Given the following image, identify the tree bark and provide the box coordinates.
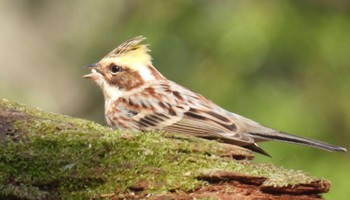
[0,99,330,199]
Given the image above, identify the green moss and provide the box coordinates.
[0,99,321,199]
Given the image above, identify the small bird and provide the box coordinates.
[84,36,346,156]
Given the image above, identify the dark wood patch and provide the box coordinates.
[197,171,267,185]
[261,180,330,195]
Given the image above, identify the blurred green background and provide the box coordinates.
[1,0,349,198]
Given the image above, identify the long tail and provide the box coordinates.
[248,130,347,152]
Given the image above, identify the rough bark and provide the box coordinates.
[0,99,330,199]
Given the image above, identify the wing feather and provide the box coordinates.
[117,81,255,146]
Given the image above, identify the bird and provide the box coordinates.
[84,36,347,157]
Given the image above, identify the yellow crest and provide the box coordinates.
[104,36,152,66]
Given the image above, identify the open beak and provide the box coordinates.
[83,63,102,80]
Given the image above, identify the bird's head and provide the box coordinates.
[84,36,164,99]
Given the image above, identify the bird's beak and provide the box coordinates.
[83,62,102,80]
[85,62,100,69]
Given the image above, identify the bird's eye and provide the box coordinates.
[111,65,121,74]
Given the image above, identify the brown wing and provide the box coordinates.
[121,81,256,147]
[118,80,345,156]
[163,108,254,146]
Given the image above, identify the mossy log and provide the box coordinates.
[0,99,330,199]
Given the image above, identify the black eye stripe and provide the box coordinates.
[111,65,121,74]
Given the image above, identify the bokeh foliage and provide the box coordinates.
[0,0,349,199]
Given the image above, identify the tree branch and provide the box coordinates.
[0,99,330,199]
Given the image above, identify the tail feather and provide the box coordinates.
[249,131,347,152]
[244,143,271,157]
